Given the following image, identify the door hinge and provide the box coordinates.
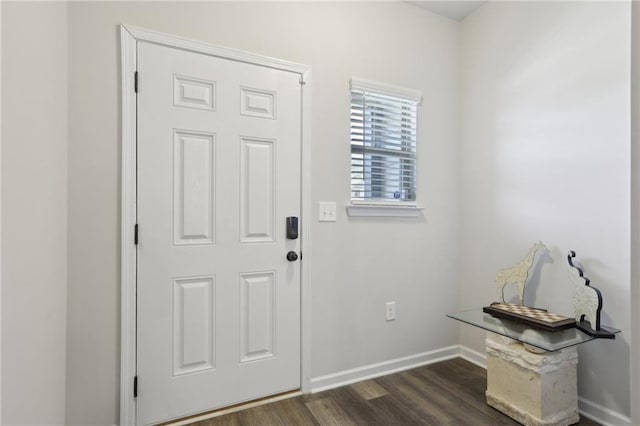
[299,76,306,86]
[134,71,139,93]
[134,224,138,245]
[134,376,138,398]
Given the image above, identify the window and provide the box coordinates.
[350,78,422,206]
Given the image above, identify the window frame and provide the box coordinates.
[347,77,424,217]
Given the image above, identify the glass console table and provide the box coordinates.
[448,308,621,424]
[447,308,620,352]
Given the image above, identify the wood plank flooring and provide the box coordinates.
[187,358,601,426]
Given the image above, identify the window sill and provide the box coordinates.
[346,203,424,218]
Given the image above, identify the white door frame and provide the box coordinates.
[0,3,3,422]
[632,3,640,425]
[119,24,312,426]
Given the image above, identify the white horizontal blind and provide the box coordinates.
[350,79,420,202]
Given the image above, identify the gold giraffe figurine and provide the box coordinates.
[495,241,549,305]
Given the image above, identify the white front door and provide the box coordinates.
[136,41,302,425]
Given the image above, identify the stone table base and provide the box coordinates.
[485,333,579,426]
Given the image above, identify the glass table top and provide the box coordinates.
[447,308,620,352]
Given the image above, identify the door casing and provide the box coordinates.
[119,24,312,426]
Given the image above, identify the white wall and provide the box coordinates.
[459,1,631,419]
[3,2,631,424]
[1,2,69,424]
[66,3,460,424]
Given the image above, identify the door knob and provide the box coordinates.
[286,251,298,262]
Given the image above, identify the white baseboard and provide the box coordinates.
[309,345,459,393]
[578,397,631,426]
[459,345,486,368]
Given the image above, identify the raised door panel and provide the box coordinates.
[174,75,216,111]
[240,87,276,119]
[173,130,215,245]
[239,272,275,362]
[239,137,275,243]
[172,276,215,376]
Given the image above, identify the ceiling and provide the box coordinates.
[409,1,486,21]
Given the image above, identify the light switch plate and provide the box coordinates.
[318,201,337,222]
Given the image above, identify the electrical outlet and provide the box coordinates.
[385,301,396,321]
[318,201,337,222]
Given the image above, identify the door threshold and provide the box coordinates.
[162,390,303,426]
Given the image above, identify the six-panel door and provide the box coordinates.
[136,41,302,426]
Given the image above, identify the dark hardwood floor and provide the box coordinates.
[188,358,600,426]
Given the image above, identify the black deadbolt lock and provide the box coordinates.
[286,217,299,239]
